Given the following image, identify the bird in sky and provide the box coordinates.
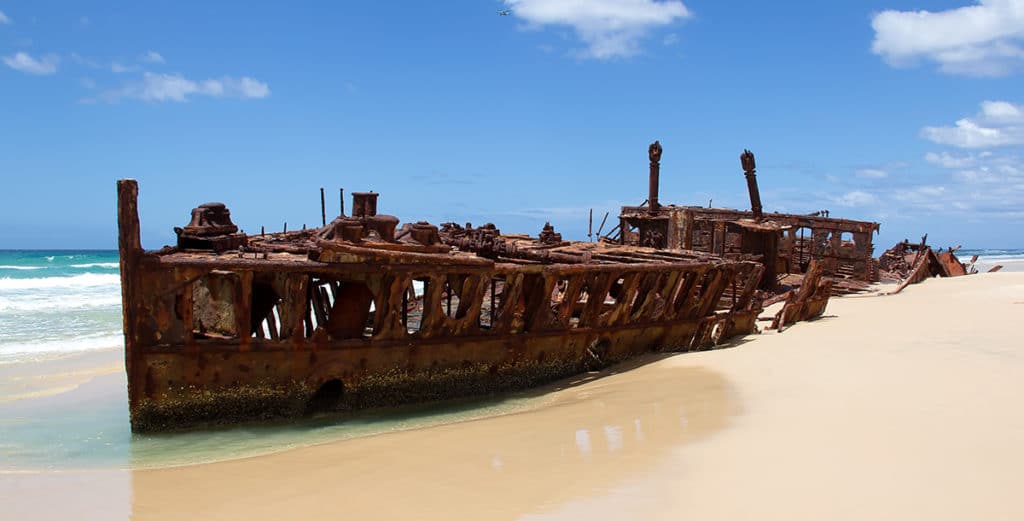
[497,9,511,16]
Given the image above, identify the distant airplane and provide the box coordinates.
[497,9,511,16]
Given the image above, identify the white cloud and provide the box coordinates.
[235,76,270,98]
[103,72,270,102]
[954,167,1004,183]
[111,62,138,73]
[921,100,1024,148]
[891,185,949,209]
[925,151,978,168]
[505,0,691,59]
[142,51,164,64]
[2,52,59,75]
[855,168,889,179]
[0,10,10,24]
[833,190,878,207]
[980,100,1024,123]
[871,0,1024,76]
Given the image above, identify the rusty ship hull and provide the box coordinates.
[118,180,763,431]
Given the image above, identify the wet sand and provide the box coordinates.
[4,273,1024,520]
[0,348,122,403]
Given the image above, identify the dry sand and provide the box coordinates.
[4,273,1024,520]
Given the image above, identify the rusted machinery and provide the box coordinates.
[117,180,764,431]
[611,144,881,296]
[602,143,890,332]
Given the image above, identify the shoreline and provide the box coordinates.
[2,273,1023,520]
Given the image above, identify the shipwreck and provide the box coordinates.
[117,141,976,431]
[117,174,764,431]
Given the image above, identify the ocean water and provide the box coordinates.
[0,367,543,471]
[0,250,546,470]
[959,248,1024,273]
[0,250,123,364]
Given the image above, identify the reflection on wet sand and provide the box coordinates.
[131,358,739,520]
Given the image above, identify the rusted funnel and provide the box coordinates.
[740,149,762,220]
[648,141,662,214]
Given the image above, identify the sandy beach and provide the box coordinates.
[3,272,1023,520]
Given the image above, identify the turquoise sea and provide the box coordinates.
[0,250,122,364]
[0,250,542,471]
[1,248,1022,472]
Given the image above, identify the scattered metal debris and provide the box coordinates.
[770,260,831,331]
[878,236,973,293]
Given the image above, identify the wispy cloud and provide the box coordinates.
[141,51,164,64]
[93,72,270,103]
[921,100,1024,148]
[832,190,878,207]
[925,151,980,169]
[70,52,100,69]
[505,0,691,59]
[871,0,1024,76]
[0,10,11,25]
[904,100,1024,222]
[110,62,139,73]
[497,200,631,219]
[855,168,889,179]
[2,52,59,75]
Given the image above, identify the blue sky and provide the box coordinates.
[1,0,1022,250]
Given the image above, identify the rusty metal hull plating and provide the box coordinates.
[118,180,763,431]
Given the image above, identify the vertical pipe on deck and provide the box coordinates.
[320,187,327,226]
[588,208,593,241]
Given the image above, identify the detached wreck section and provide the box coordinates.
[878,236,980,292]
[118,180,763,431]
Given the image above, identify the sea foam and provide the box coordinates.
[0,332,124,361]
[0,293,123,312]
[0,273,120,290]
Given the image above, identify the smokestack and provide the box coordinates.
[648,140,662,214]
[740,149,763,220]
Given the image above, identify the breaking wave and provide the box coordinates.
[0,252,124,361]
[0,332,124,362]
[0,273,120,290]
